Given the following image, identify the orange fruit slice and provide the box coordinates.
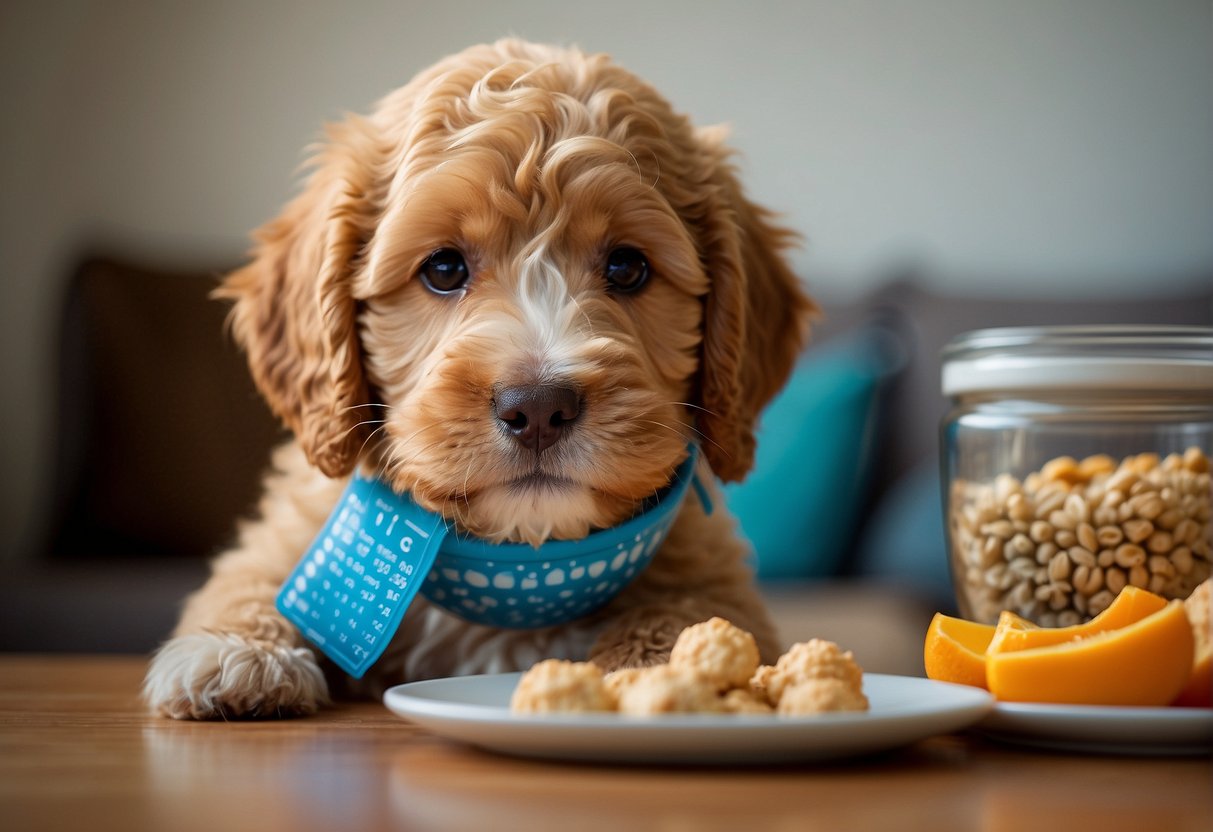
[923,613,995,689]
[1172,580,1212,708]
[986,600,1195,706]
[986,586,1168,655]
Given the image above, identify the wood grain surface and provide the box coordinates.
[1,654,1209,832]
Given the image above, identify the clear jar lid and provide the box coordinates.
[941,325,1213,396]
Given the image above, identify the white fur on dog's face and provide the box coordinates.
[357,135,707,544]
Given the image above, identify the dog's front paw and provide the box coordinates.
[143,632,330,719]
[588,608,696,673]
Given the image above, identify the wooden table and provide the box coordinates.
[1,655,1209,832]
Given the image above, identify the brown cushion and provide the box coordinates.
[46,257,285,559]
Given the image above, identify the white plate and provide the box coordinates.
[383,672,993,764]
[979,701,1213,755]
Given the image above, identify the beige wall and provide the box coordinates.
[2,0,1211,562]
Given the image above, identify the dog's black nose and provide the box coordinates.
[494,384,581,454]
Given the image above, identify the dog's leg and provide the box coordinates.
[143,443,343,719]
[588,588,778,672]
[587,482,780,671]
[142,550,328,720]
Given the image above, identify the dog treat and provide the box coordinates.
[510,620,867,716]
[777,678,870,716]
[749,664,777,700]
[950,448,1212,625]
[763,638,865,704]
[602,667,647,700]
[668,616,761,690]
[615,665,724,715]
[721,688,775,714]
[509,659,615,713]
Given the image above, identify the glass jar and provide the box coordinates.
[940,325,1213,626]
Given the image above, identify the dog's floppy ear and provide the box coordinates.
[692,129,818,483]
[215,117,380,478]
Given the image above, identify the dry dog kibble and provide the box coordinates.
[668,616,760,690]
[764,639,865,704]
[749,664,777,700]
[777,678,870,716]
[616,665,723,715]
[511,620,868,716]
[720,688,775,714]
[602,667,646,700]
[950,447,1212,625]
[510,659,615,713]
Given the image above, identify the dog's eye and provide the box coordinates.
[604,247,650,294]
[418,248,470,294]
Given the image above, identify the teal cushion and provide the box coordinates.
[723,324,904,579]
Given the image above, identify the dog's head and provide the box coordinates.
[219,40,815,545]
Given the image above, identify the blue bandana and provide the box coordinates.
[277,446,706,677]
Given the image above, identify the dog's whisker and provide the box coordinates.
[383,426,441,465]
[664,418,729,459]
[349,418,387,432]
[462,456,479,500]
[671,401,718,417]
[354,423,390,461]
[696,432,730,459]
[631,416,717,455]
[662,404,735,456]
[337,419,387,454]
[374,430,429,484]
[634,418,690,442]
[676,422,710,443]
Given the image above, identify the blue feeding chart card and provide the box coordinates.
[276,471,449,678]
